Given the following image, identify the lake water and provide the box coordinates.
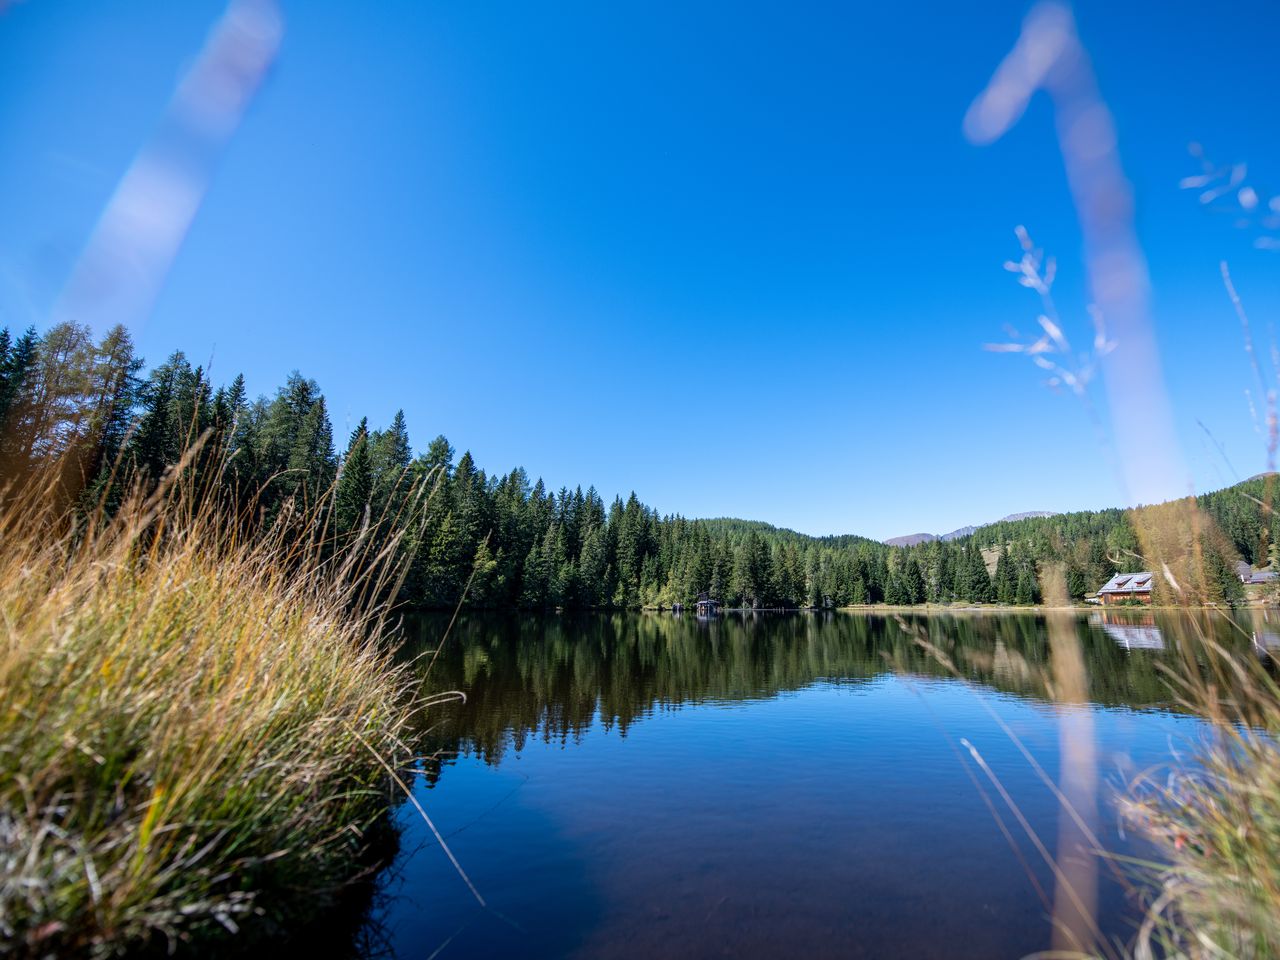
[360,610,1264,959]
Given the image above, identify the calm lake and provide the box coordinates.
[359,610,1266,959]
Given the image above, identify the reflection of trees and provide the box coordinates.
[398,611,1252,768]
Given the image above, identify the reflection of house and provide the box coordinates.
[1236,561,1279,585]
[1097,572,1154,605]
[1095,609,1156,628]
[1253,631,1280,661]
[1089,610,1164,650]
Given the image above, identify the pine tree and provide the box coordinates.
[469,539,501,606]
[520,540,548,608]
[994,545,1016,604]
[335,418,372,539]
[1015,563,1040,605]
[80,325,144,508]
[371,409,413,519]
[422,434,455,481]
[731,533,762,607]
[1065,558,1088,600]
[578,523,608,606]
[130,364,175,482]
[903,556,926,604]
[884,570,906,605]
[1201,540,1244,607]
[959,545,993,602]
[422,510,464,606]
[288,396,335,507]
[0,326,38,473]
[934,546,954,602]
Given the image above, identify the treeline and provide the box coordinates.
[1,322,1271,610]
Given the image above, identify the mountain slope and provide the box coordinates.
[886,512,1057,547]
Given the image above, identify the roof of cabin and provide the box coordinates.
[1098,572,1154,594]
[1237,560,1278,584]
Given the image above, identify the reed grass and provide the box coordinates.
[0,465,418,957]
[1120,613,1280,959]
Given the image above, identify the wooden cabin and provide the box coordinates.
[1096,572,1153,605]
[695,592,720,618]
[1237,560,1279,585]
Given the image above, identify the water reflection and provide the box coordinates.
[1090,610,1165,650]
[398,610,1231,766]
[368,611,1260,960]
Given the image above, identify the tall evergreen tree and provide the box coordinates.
[902,556,926,605]
[994,545,1017,605]
[370,409,413,518]
[335,418,372,539]
[0,327,38,474]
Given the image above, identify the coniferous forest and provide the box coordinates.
[2,322,1270,611]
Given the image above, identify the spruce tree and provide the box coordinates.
[422,434,455,480]
[130,366,175,482]
[1065,558,1088,600]
[994,545,1016,604]
[884,570,905,605]
[0,326,38,473]
[80,325,144,508]
[903,556,926,604]
[371,409,413,518]
[520,540,548,608]
[335,418,372,539]
[469,539,500,606]
[1015,566,1038,605]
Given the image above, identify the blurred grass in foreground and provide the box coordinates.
[1121,609,1280,959]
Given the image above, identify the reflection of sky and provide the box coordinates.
[378,676,1202,959]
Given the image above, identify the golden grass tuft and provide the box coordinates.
[0,469,418,957]
[1120,611,1280,959]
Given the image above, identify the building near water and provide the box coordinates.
[1096,572,1154,605]
[1236,560,1279,585]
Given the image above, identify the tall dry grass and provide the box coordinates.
[0,463,419,957]
[1119,611,1280,959]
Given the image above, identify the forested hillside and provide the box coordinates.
[2,322,1273,610]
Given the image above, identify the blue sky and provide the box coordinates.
[2,0,1278,539]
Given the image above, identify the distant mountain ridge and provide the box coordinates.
[884,512,1057,548]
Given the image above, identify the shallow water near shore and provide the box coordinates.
[358,609,1270,959]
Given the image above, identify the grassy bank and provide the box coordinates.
[1119,612,1280,959]
[0,473,418,957]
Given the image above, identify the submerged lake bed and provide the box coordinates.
[366,611,1251,959]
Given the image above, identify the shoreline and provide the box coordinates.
[639,602,1273,614]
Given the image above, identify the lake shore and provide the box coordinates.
[642,600,1275,614]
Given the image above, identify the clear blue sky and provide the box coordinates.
[2,0,1278,539]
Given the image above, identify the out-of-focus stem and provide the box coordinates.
[1047,610,1099,955]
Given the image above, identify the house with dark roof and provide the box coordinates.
[1097,572,1154,605]
[1236,560,1279,585]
